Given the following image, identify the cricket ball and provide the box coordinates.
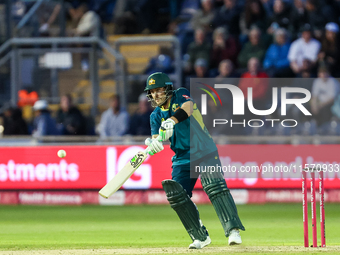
[57,150,66,158]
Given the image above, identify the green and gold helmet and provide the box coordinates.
[145,72,173,107]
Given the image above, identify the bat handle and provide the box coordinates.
[144,147,151,154]
[157,133,164,142]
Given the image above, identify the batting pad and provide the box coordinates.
[162,180,208,241]
[201,172,245,237]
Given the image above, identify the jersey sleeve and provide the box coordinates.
[150,111,161,136]
[175,88,193,107]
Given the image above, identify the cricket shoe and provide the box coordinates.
[228,229,242,245]
[188,225,211,249]
[188,236,211,249]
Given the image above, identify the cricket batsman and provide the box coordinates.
[144,72,245,249]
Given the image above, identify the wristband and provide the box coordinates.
[173,108,189,123]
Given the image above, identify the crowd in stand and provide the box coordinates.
[152,0,340,136]
[0,93,153,137]
[4,0,340,136]
[12,0,340,78]
[178,0,340,79]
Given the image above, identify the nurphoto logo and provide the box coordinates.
[199,83,312,128]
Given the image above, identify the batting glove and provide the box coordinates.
[159,118,176,141]
[145,138,164,156]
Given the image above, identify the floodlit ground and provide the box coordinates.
[0,204,339,254]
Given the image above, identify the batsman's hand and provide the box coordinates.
[159,118,176,141]
[145,138,164,156]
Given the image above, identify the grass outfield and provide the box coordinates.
[0,204,339,254]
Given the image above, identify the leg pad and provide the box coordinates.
[201,175,245,237]
[162,179,207,241]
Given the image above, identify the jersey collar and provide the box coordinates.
[160,96,173,111]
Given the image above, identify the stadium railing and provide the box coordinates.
[112,35,182,88]
[0,36,126,116]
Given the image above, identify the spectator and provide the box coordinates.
[38,1,96,36]
[32,100,59,137]
[267,0,291,34]
[311,66,340,125]
[300,59,316,78]
[190,0,215,31]
[210,27,240,68]
[288,24,321,75]
[212,0,242,36]
[127,93,152,136]
[98,94,129,138]
[137,0,171,34]
[91,0,117,24]
[204,94,229,135]
[113,0,139,34]
[56,94,87,135]
[331,0,340,20]
[176,0,200,21]
[38,2,62,36]
[145,54,174,75]
[216,59,239,78]
[237,26,267,68]
[187,28,211,73]
[184,58,209,88]
[238,57,270,110]
[318,22,340,77]
[240,57,269,80]
[2,107,28,135]
[305,0,330,40]
[66,3,101,71]
[71,3,101,37]
[263,28,292,77]
[289,0,309,40]
[213,0,225,8]
[114,0,170,34]
[240,0,267,35]
[194,58,209,78]
[261,0,274,16]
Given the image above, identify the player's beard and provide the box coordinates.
[153,94,167,107]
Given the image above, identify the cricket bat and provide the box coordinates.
[99,136,162,198]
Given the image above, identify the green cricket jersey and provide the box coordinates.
[150,88,217,166]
